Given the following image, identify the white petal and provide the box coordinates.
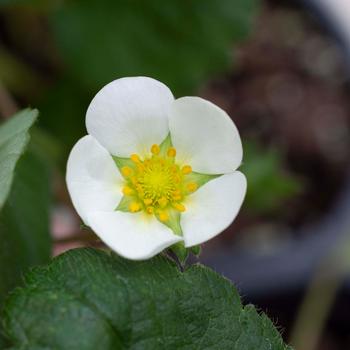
[87,211,182,260]
[169,97,243,174]
[66,135,123,225]
[182,171,247,247]
[86,77,174,157]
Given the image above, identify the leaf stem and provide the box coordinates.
[290,235,350,349]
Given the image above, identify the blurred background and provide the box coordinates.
[1,0,350,349]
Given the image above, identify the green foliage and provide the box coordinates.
[2,248,290,350]
[0,110,51,306]
[0,332,6,349]
[0,109,36,210]
[0,0,259,164]
[190,244,201,257]
[241,140,301,214]
[0,0,259,165]
[169,241,189,264]
[38,78,91,159]
[51,0,258,95]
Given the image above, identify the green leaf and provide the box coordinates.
[0,110,51,307]
[50,0,258,95]
[0,332,7,349]
[0,109,37,210]
[2,248,290,349]
[38,78,90,162]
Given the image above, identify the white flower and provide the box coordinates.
[66,77,247,260]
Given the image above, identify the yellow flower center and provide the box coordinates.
[121,144,197,222]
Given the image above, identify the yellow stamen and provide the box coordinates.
[172,190,182,201]
[121,166,133,177]
[167,147,176,157]
[131,154,141,163]
[146,206,154,214]
[158,197,168,208]
[171,165,178,173]
[129,202,141,213]
[159,211,169,222]
[136,185,144,196]
[122,186,133,196]
[182,165,192,175]
[151,144,160,155]
[136,163,145,171]
[187,182,198,192]
[143,198,153,206]
[173,203,186,212]
[118,141,197,224]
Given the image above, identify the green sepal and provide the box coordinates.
[155,207,182,236]
[115,195,134,212]
[158,133,172,157]
[170,241,189,265]
[185,172,220,190]
[112,156,135,177]
[190,245,201,257]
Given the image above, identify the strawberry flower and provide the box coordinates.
[66,77,246,260]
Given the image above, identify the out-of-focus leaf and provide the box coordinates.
[0,109,36,210]
[0,46,44,100]
[0,332,7,349]
[51,0,258,95]
[0,109,51,307]
[38,78,90,158]
[2,248,291,349]
[0,0,49,8]
[30,127,65,168]
[242,140,301,214]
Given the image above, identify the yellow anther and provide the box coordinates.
[146,206,154,215]
[136,163,145,171]
[173,203,186,212]
[122,186,134,196]
[151,144,160,155]
[187,182,198,192]
[174,175,181,184]
[129,202,141,213]
[172,190,182,201]
[121,166,133,177]
[136,185,144,195]
[159,211,169,222]
[119,143,197,220]
[158,197,168,208]
[182,165,192,175]
[167,147,176,157]
[144,198,153,206]
[171,165,178,173]
[131,154,141,163]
